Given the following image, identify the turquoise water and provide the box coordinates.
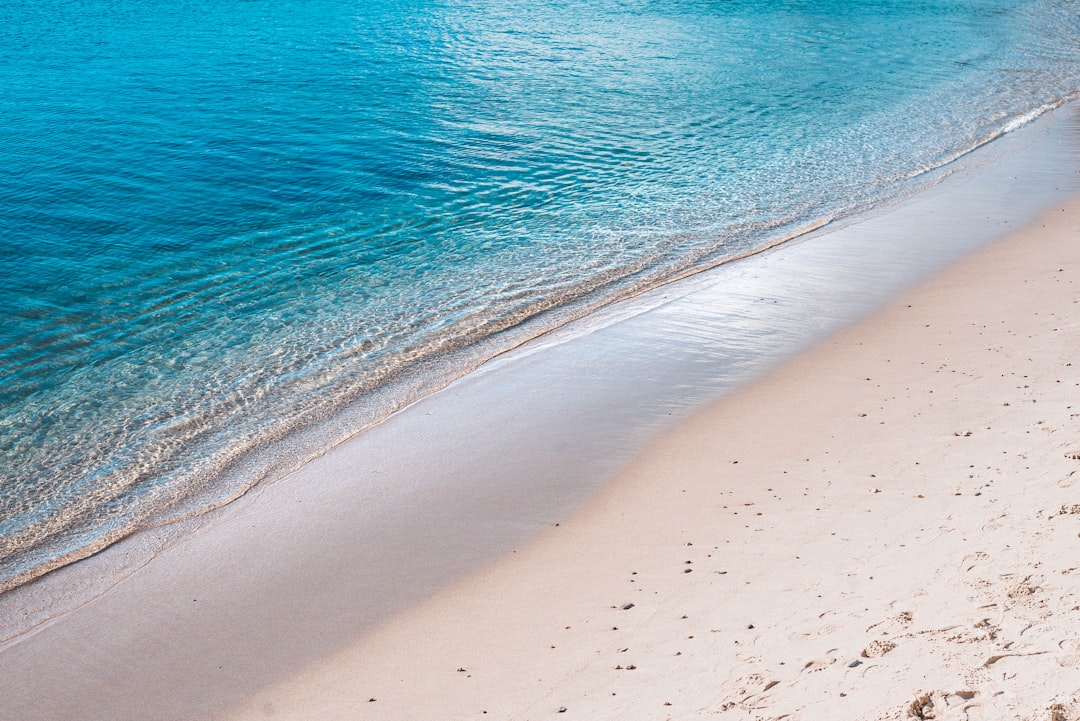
[1,0,1078,591]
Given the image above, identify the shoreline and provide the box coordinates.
[0,106,1078,719]
[226,192,1080,720]
[4,97,1077,600]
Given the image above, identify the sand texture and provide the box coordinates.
[223,199,1080,720]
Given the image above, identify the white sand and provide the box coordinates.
[224,198,1080,720]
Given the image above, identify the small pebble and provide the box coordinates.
[847,659,862,668]
[558,707,567,714]
[621,603,635,610]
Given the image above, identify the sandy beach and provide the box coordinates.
[223,197,1080,720]
[2,119,1079,719]
[8,0,1080,716]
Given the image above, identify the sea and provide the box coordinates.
[1,0,1079,593]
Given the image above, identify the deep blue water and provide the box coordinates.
[1,0,1078,590]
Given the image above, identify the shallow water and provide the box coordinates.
[1,0,1079,590]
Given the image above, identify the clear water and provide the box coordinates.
[1,0,1078,591]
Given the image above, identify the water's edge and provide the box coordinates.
[5,91,1075,598]
[2,99,1079,645]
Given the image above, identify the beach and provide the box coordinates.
[2,120,1079,718]
[5,2,1080,718]
[223,195,1080,719]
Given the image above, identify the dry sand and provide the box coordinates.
[223,198,1080,720]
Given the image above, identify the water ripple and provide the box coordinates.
[1,0,1079,590]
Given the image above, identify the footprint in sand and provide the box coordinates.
[1056,638,1080,668]
[800,649,840,673]
[861,639,897,658]
[945,626,994,645]
[908,692,939,720]
[905,690,980,720]
[1047,700,1080,721]
[1004,577,1044,609]
[866,611,914,635]
[716,673,776,712]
